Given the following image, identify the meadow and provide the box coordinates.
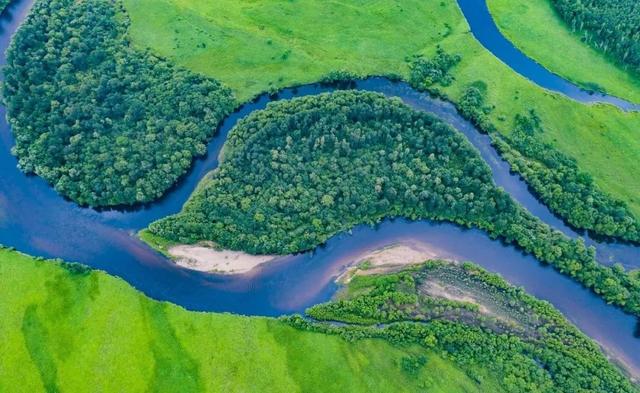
[0,247,497,393]
[2,246,635,392]
[487,0,640,103]
[123,0,640,218]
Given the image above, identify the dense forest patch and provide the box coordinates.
[2,0,235,206]
[299,261,638,393]
[410,60,640,243]
[150,91,500,253]
[552,0,640,74]
[148,91,640,317]
[1,246,636,392]
[123,0,640,220]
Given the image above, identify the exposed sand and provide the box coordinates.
[336,242,452,283]
[169,239,453,277]
[421,280,491,314]
[168,244,278,274]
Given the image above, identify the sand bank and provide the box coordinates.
[336,242,452,283]
[168,244,277,274]
[169,239,452,278]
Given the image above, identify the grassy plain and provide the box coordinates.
[0,248,500,393]
[123,0,640,218]
[488,0,640,104]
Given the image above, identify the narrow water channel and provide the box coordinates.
[456,0,640,110]
[0,0,639,378]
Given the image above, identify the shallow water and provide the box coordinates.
[0,0,638,377]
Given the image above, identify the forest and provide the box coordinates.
[551,0,640,73]
[410,52,640,243]
[148,91,640,317]
[296,261,638,393]
[2,0,235,206]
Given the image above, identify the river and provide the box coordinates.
[457,0,640,110]
[0,0,639,377]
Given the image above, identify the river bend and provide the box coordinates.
[0,0,639,377]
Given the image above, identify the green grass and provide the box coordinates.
[0,247,501,393]
[138,229,175,257]
[122,0,640,218]
[123,0,459,102]
[487,0,640,104]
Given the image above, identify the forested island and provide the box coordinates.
[1,0,640,391]
[551,0,640,74]
[148,91,640,317]
[0,246,635,392]
[2,0,234,206]
[5,0,637,248]
[3,0,638,245]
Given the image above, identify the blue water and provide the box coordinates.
[457,0,640,110]
[0,0,639,376]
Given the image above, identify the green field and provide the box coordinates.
[487,0,640,104]
[2,247,636,392]
[123,0,640,218]
[0,247,500,393]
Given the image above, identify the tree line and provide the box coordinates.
[149,90,640,317]
[496,110,640,242]
[287,262,637,393]
[2,0,235,206]
[552,0,640,74]
[410,51,640,243]
[150,90,504,254]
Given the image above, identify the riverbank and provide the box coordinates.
[336,242,451,284]
[146,232,446,278]
[1,246,499,393]
[486,0,640,104]
[139,230,278,274]
[168,244,278,274]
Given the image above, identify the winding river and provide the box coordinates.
[1,0,639,378]
[457,0,640,110]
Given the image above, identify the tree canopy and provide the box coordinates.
[410,53,640,243]
[296,261,638,393]
[149,91,640,317]
[150,91,504,253]
[2,0,235,206]
[552,0,640,73]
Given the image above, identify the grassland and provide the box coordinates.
[487,0,640,104]
[122,0,640,218]
[0,247,502,393]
